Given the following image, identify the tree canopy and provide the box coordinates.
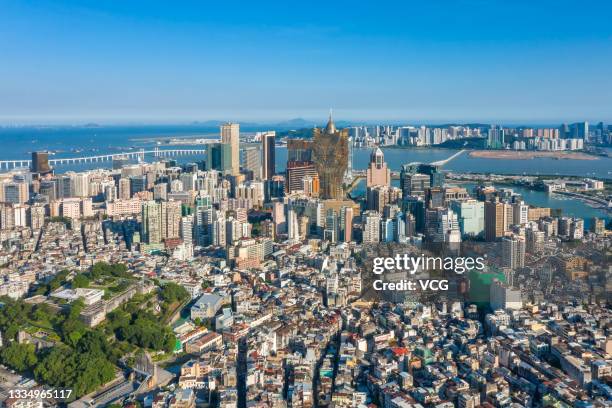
[34,347,115,398]
[160,282,189,303]
[114,310,177,353]
[89,262,131,280]
[72,273,90,288]
[0,342,37,372]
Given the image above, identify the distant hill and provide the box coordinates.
[274,118,315,128]
[189,118,317,129]
[190,118,355,131]
[271,118,353,129]
[190,120,226,126]
[277,128,314,139]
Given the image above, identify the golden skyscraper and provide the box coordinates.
[312,113,349,200]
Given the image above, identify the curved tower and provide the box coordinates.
[312,113,349,200]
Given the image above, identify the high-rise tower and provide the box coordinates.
[286,139,317,194]
[32,151,52,174]
[366,147,390,187]
[484,200,507,241]
[261,131,276,180]
[220,123,240,175]
[312,112,349,200]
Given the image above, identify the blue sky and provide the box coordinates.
[1,0,611,124]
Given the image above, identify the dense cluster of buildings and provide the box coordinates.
[347,121,610,151]
[0,117,610,408]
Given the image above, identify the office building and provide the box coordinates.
[425,187,445,209]
[324,209,338,243]
[272,201,286,236]
[485,201,507,241]
[287,139,313,162]
[3,179,29,204]
[241,146,262,179]
[344,136,354,183]
[402,196,426,233]
[220,122,240,175]
[400,173,430,198]
[339,206,353,242]
[130,175,147,196]
[261,131,276,180]
[31,151,52,174]
[433,208,461,245]
[502,235,526,269]
[39,180,57,201]
[118,178,131,200]
[512,201,529,225]
[366,185,400,213]
[206,143,233,174]
[380,218,394,242]
[401,163,444,189]
[450,199,484,238]
[286,161,318,194]
[264,175,285,201]
[366,147,390,187]
[571,121,589,139]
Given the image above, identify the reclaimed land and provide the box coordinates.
[469,150,598,160]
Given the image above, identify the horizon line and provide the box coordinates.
[0,117,607,128]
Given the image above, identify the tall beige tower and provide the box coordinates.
[484,200,507,242]
[366,147,390,187]
[221,123,240,175]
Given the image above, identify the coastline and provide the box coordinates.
[469,150,598,160]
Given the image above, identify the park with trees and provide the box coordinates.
[0,262,189,400]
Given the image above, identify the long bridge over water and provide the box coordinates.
[1,147,466,175]
[430,149,465,166]
[0,147,207,171]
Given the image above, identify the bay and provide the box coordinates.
[0,126,610,179]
